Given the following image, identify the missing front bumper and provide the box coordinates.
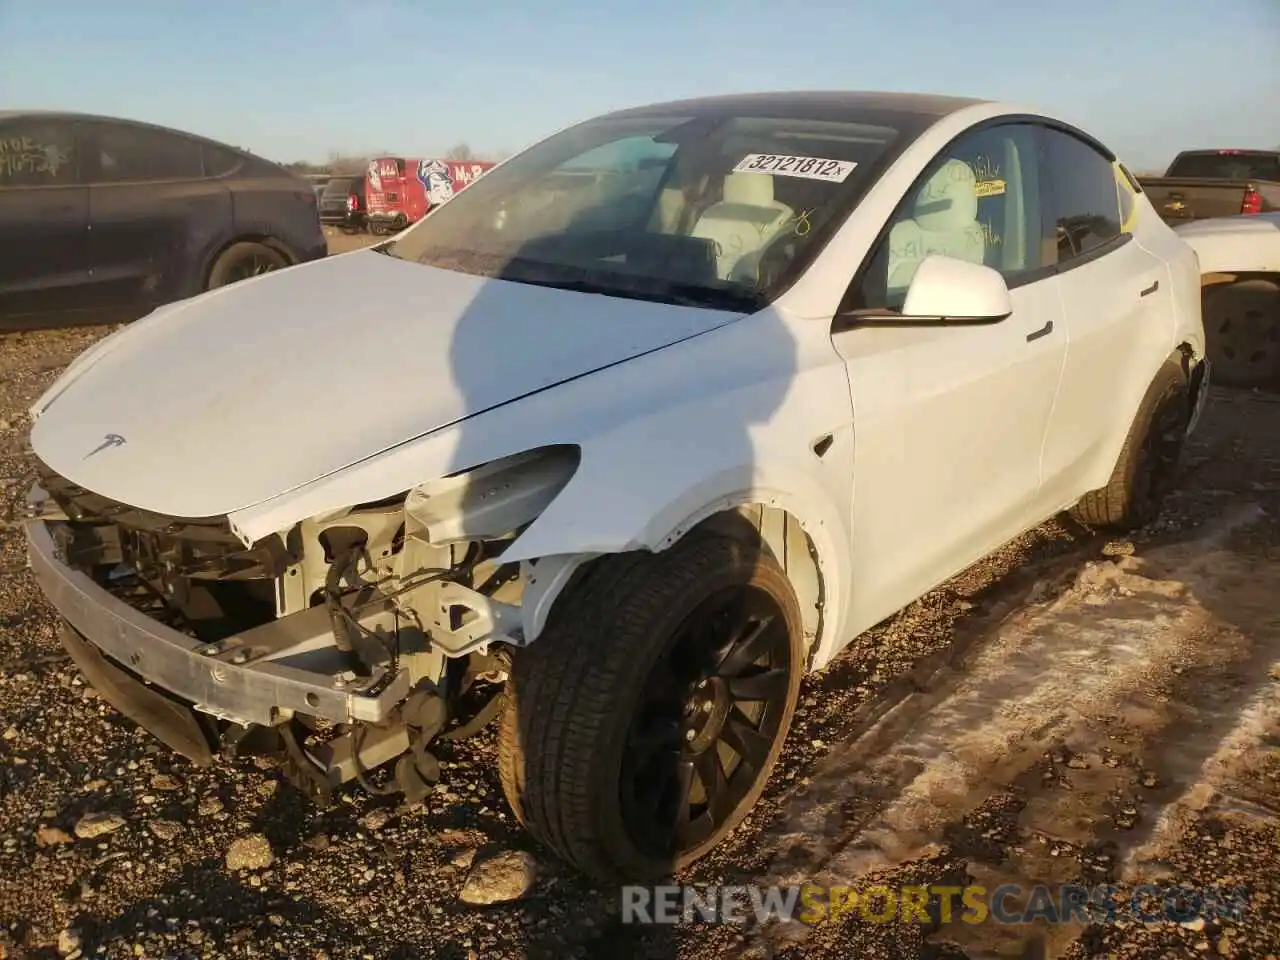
[58,621,216,765]
[25,518,413,728]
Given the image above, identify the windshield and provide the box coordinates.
[382,113,902,310]
[1167,152,1280,181]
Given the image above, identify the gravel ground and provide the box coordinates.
[1,304,1278,959]
[323,228,381,256]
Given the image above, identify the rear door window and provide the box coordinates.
[0,120,79,188]
[92,123,205,183]
[1037,127,1124,267]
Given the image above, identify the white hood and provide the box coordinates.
[30,250,744,518]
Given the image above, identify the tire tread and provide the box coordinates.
[497,531,801,880]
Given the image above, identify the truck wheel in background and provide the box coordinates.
[497,529,805,882]
[205,242,289,291]
[1070,357,1190,531]
[1203,278,1280,388]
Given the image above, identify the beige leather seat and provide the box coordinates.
[650,186,687,234]
[886,158,986,299]
[689,173,794,282]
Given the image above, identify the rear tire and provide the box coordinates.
[1069,357,1190,531]
[205,242,289,291]
[497,530,804,882]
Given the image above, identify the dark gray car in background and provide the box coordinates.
[318,173,368,233]
[0,111,328,330]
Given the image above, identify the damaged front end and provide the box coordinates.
[24,445,581,805]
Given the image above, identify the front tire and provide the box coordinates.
[497,530,804,882]
[1070,357,1191,531]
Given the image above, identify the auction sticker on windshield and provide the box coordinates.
[733,154,857,182]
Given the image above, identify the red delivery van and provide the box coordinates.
[365,156,497,235]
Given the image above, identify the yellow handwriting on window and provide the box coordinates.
[967,154,1002,181]
[0,137,71,180]
[759,207,814,241]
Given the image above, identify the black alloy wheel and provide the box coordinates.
[496,530,806,881]
[620,583,795,861]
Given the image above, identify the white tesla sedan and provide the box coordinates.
[24,91,1210,882]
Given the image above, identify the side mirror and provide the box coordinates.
[836,255,1014,329]
[902,255,1013,322]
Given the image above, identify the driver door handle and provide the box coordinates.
[1026,319,1054,343]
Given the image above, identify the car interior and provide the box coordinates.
[872,130,1044,306]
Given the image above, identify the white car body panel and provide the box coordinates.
[1172,211,1280,275]
[29,252,744,518]
[220,303,860,658]
[834,275,1067,638]
[29,98,1226,673]
[1037,202,1175,510]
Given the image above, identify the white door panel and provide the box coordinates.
[1038,239,1171,509]
[835,275,1066,636]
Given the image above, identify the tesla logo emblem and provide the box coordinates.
[84,433,126,459]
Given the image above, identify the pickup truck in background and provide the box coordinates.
[1138,149,1280,224]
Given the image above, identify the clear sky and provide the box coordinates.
[2,0,1276,172]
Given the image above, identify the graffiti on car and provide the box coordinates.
[0,136,72,181]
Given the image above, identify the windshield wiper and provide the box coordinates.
[497,273,757,311]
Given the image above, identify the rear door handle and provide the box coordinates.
[1140,280,1159,297]
[1026,319,1054,343]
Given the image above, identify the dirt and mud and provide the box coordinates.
[324,227,382,256]
[1,304,1277,959]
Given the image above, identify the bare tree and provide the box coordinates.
[328,155,373,175]
[445,143,474,161]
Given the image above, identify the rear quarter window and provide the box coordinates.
[1114,162,1138,233]
[203,143,244,178]
[237,154,297,181]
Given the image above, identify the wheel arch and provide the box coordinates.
[1082,343,1195,499]
[1200,269,1280,290]
[200,234,300,290]
[517,491,849,674]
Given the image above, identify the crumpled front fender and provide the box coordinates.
[226,306,857,661]
[509,452,855,658]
